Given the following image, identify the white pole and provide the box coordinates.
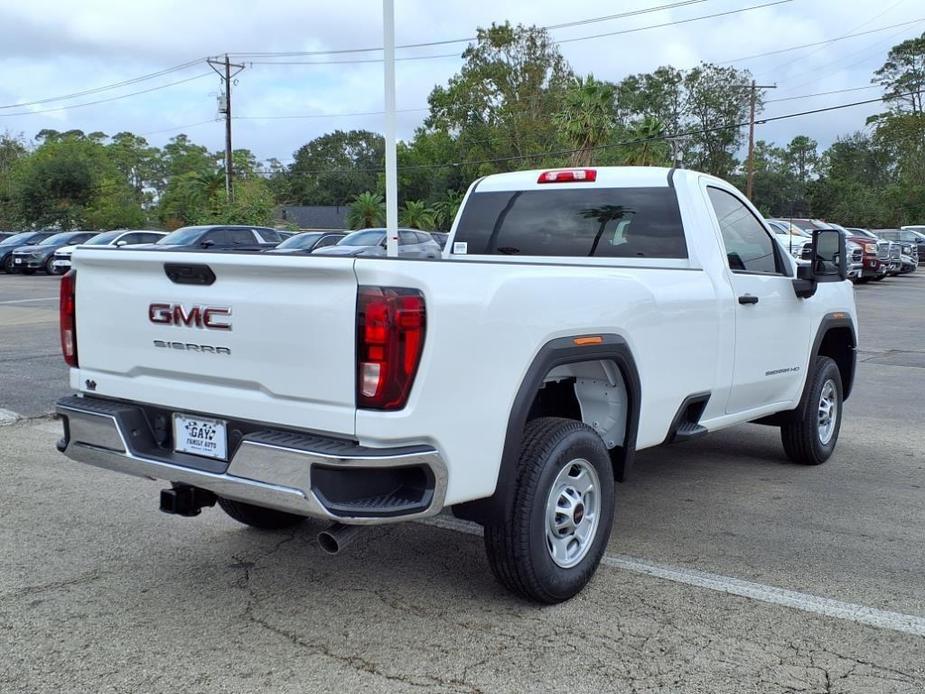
[383,0,399,258]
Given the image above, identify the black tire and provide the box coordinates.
[1,254,13,273]
[780,356,843,466]
[483,417,615,603]
[45,257,60,275]
[218,497,306,530]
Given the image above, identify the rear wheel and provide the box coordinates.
[781,356,843,465]
[218,497,306,530]
[484,417,615,603]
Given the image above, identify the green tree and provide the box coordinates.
[619,117,671,166]
[346,192,385,229]
[12,133,142,229]
[683,64,757,177]
[399,200,436,230]
[426,21,572,177]
[553,75,616,166]
[785,135,819,186]
[432,189,464,230]
[0,132,28,228]
[287,130,384,205]
[873,32,925,115]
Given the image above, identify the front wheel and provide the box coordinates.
[218,497,306,530]
[1,255,13,273]
[484,417,615,603]
[780,356,843,465]
[45,257,61,275]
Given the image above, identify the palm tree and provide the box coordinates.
[399,200,436,230]
[346,191,385,229]
[553,75,616,167]
[432,190,464,230]
[621,117,671,167]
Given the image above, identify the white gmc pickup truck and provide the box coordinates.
[56,167,858,603]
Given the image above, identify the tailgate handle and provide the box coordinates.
[164,263,216,286]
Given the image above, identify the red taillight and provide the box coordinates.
[357,286,425,410]
[537,169,597,184]
[60,270,78,367]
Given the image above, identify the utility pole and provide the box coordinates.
[207,55,245,201]
[745,80,777,200]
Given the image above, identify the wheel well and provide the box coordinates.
[817,326,855,399]
[526,358,630,476]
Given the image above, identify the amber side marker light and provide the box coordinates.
[831,312,847,320]
[573,336,604,346]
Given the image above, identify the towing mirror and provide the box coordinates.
[793,228,847,299]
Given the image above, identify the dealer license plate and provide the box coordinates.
[173,414,227,460]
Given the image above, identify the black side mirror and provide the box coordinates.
[792,228,847,299]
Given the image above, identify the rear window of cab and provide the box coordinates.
[452,187,687,259]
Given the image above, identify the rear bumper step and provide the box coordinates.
[55,395,447,524]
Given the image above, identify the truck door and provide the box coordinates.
[703,185,812,415]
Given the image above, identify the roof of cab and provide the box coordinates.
[474,166,677,192]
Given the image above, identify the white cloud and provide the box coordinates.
[0,0,920,162]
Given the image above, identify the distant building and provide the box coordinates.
[277,205,348,230]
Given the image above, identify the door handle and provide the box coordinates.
[738,294,759,305]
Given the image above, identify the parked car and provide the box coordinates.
[51,230,167,274]
[264,231,346,255]
[0,232,18,243]
[430,231,449,250]
[10,231,99,274]
[154,225,282,252]
[312,228,442,258]
[56,166,857,603]
[879,228,924,265]
[847,228,902,276]
[766,220,810,258]
[0,231,56,273]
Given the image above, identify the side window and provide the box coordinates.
[142,234,163,244]
[255,228,281,243]
[119,233,142,245]
[707,187,781,274]
[398,230,417,245]
[416,231,435,244]
[203,229,229,246]
[227,228,256,245]
[317,235,339,248]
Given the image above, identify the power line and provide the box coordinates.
[229,0,717,59]
[767,0,908,73]
[234,108,427,120]
[0,73,212,117]
[719,17,924,64]
[248,0,792,67]
[0,58,205,110]
[764,84,880,103]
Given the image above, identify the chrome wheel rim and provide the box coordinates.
[817,379,838,445]
[545,458,601,569]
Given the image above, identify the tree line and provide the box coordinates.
[1,23,923,232]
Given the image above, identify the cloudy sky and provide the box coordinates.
[0,0,921,163]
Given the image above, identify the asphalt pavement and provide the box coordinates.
[1,270,924,693]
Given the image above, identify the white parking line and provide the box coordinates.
[0,297,57,305]
[422,515,925,638]
[0,408,20,426]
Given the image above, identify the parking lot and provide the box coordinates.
[1,272,924,693]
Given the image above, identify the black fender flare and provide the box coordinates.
[811,312,857,400]
[453,334,641,525]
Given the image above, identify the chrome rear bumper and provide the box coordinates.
[56,395,447,525]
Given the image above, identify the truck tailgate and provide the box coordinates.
[71,249,358,436]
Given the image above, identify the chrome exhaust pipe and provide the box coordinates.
[317,523,364,554]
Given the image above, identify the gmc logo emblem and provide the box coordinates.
[149,303,232,331]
